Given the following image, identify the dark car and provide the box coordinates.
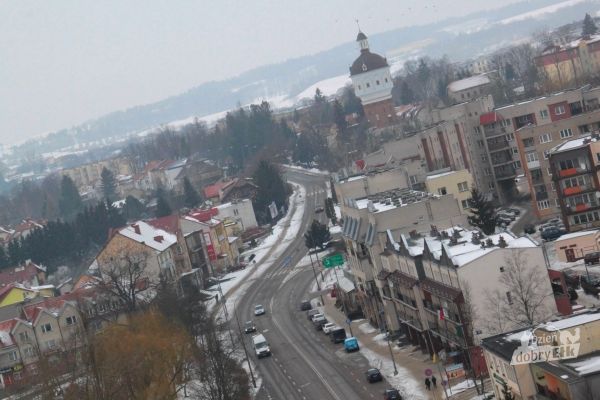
[523,224,536,234]
[581,276,600,296]
[384,389,402,400]
[244,320,256,334]
[366,368,383,383]
[315,206,325,213]
[541,227,564,241]
[300,300,312,311]
[507,207,521,216]
[585,252,600,266]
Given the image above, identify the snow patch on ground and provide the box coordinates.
[499,0,587,24]
[282,164,330,176]
[358,322,377,335]
[294,75,351,100]
[449,379,476,394]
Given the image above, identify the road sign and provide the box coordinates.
[346,318,352,325]
[424,368,433,377]
[323,253,344,268]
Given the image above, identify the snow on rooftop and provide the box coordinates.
[119,221,177,252]
[552,135,596,153]
[566,355,600,376]
[426,170,457,180]
[539,312,600,331]
[557,230,599,241]
[448,74,490,92]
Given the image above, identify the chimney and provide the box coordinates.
[430,225,439,237]
[409,230,419,240]
[154,235,164,243]
[441,231,449,240]
[132,224,140,235]
[471,231,481,245]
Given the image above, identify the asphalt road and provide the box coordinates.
[235,170,390,400]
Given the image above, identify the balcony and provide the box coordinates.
[535,191,549,200]
[563,186,583,196]
[531,173,544,184]
[495,166,517,180]
[527,160,540,169]
[491,152,514,166]
[559,168,578,178]
[487,139,511,152]
[484,126,508,139]
[566,202,600,214]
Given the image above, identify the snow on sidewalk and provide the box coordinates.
[282,164,330,176]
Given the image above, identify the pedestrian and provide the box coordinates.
[432,375,437,388]
[425,377,431,391]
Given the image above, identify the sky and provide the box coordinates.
[0,0,525,145]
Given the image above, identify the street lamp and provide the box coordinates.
[308,251,325,305]
[233,298,257,388]
[381,310,398,376]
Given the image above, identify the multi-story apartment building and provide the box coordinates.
[425,169,474,212]
[549,135,600,231]
[447,74,492,104]
[535,35,600,89]
[335,167,410,211]
[340,188,467,328]
[482,310,600,400]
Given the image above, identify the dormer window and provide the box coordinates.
[362,63,367,72]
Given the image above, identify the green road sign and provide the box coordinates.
[322,253,344,268]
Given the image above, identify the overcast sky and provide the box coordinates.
[0,0,524,145]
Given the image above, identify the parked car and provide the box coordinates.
[366,368,383,383]
[300,300,312,311]
[322,323,336,334]
[244,320,256,334]
[496,216,512,226]
[507,207,521,216]
[581,276,600,296]
[383,389,402,400]
[331,327,347,343]
[312,314,328,330]
[541,227,564,241]
[307,309,320,321]
[254,304,266,316]
[585,252,600,266]
[344,337,359,352]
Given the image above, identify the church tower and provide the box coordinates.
[349,31,396,128]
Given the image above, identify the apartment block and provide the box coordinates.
[335,167,410,211]
[549,135,600,231]
[425,169,474,212]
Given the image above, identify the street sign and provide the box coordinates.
[346,318,352,325]
[323,253,344,268]
[424,368,433,377]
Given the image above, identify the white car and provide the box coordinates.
[254,304,266,316]
[322,323,337,334]
[311,313,324,322]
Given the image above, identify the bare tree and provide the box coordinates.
[484,250,554,334]
[99,251,153,312]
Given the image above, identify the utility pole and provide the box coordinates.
[308,251,325,304]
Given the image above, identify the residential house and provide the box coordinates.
[447,74,492,104]
[214,199,258,235]
[203,181,230,204]
[220,178,258,204]
[0,285,55,308]
[133,159,186,192]
[173,158,222,196]
[425,169,474,212]
[0,261,46,289]
[549,135,600,231]
[554,230,600,262]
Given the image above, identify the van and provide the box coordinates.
[252,334,271,358]
[344,337,359,352]
[330,327,347,343]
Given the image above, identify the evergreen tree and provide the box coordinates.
[0,246,7,268]
[304,219,331,250]
[467,188,497,235]
[155,190,172,218]
[400,81,415,104]
[183,177,200,208]
[583,13,598,36]
[325,198,337,225]
[253,160,289,223]
[100,167,117,201]
[58,175,82,220]
[333,99,347,135]
[330,177,339,204]
[123,195,145,221]
[314,88,326,104]
[501,381,515,400]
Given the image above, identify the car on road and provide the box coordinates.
[244,320,257,334]
[366,368,383,383]
[300,300,312,311]
[312,314,328,330]
[254,304,266,316]
[330,327,347,343]
[383,388,402,400]
[314,206,325,213]
[541,227,564,241]
[307,309,320,320]
[344,337,359,352]
[252,334,271,358]
[322,322,336,334]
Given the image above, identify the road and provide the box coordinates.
[235,170,390,400]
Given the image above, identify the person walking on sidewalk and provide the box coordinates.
[431,375,437,388]
[425,378,431,391]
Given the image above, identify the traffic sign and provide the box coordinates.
[424,368,433,377]
[323,253,344,268]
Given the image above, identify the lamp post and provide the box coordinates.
[381,311,398,376]
[233,298,257,388]
[308,251,325,304]
[216,278,236,347]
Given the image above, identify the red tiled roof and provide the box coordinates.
[0,319,18,348]
[146,215,180,234]
[0,261,45,287]
[203,181,230,199]
[22,297,69,323]
[188,208,218,223]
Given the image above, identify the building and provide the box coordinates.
[349,31,396,128]
[214,199,258,235]
[554,230,600,262]
[549,135,600,231]
[535,36,600,89]
[425,169,474,212]
[62,157,133,190]
[447,74,492,104]
[334,167,410,208]
[482,311,600,400]
[0,261,46,289]
[0,284,55,308]
[340,188,467,329]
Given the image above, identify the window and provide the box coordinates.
[547,167,553,175]
[560,128,573,139]
[540,109,549,119]
[477,139,484,148]
[539,133,552,144]
[506,292,513,305]
[481,154,487,162]
[484,168,491,176]
[409,175,418,185]
[559,159,576,170]
[8,351,17,361]
[525,152,538,162]
[437,187,447,195]
[384,78,388,83]
[555,105,566,115]
[66,316,77,325]
[522,137,535,148]
[537,200,550,210]
[18,331,28,342]
[461,199,471,209]
[551,182,556,191]
[543,150,550,159]
[555,199,561,207]
[41,323,52,333]
[233,209,239,216]
[45,339,56,350]
[512,147,519,154]
[597,153,600,163]
[457,181,469,192]
[23,347,34,358]
[514,160,521,169]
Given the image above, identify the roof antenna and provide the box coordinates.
[356,19,361,32]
